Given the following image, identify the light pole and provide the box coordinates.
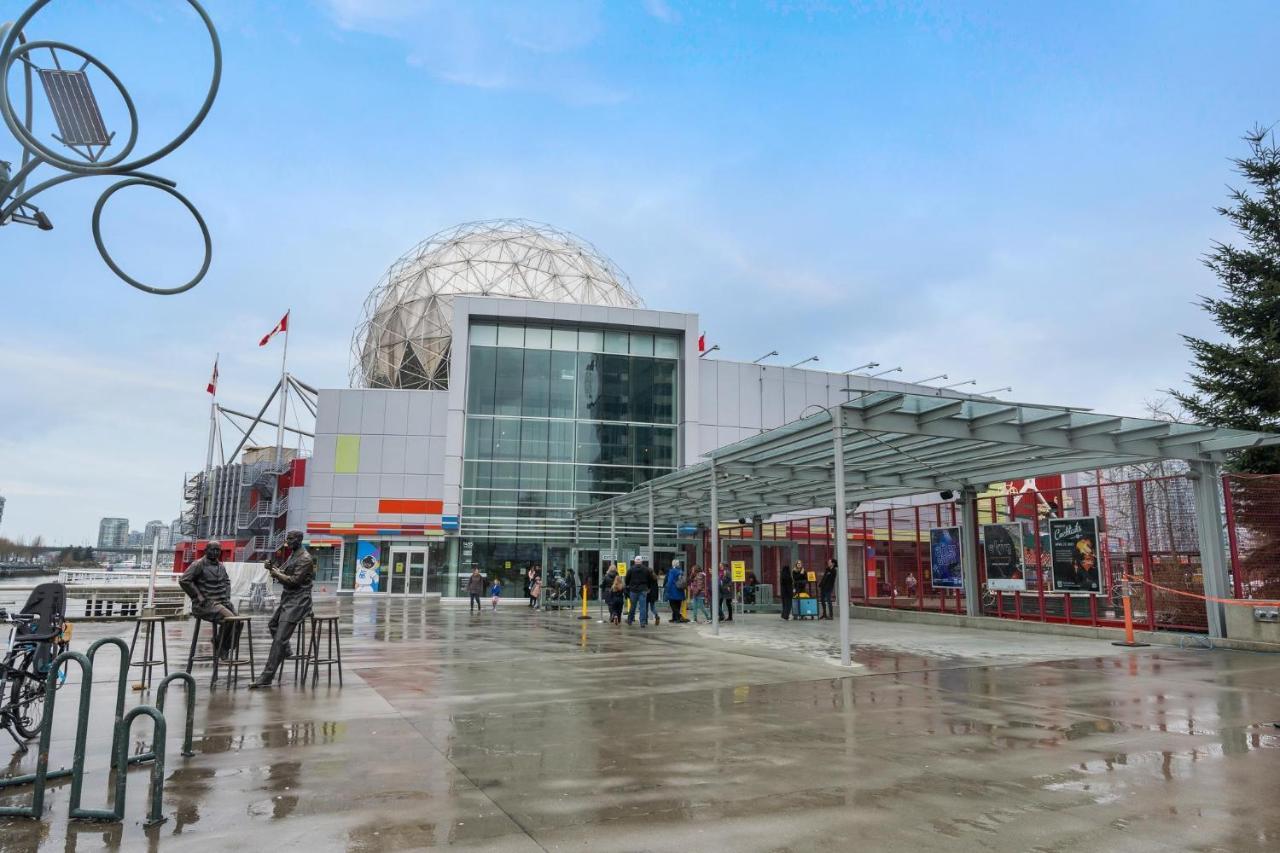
[752,350,779,364]
[843,362,879,374]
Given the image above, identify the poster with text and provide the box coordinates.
[1048,517,1101,593]
[929,526,964,589]
[982,522,1027,591]
[355,540,381,592]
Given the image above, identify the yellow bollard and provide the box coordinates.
[579,583,591,620]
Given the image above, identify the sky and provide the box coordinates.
[1,0,1278,543]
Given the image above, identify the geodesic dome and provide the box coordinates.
[350,219,643,390]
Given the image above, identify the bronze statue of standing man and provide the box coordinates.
[249,530,315,688]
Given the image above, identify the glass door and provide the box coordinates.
[388,550,408,594]
[408,551,427,595]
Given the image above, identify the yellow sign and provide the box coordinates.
[617,561,627,577]
[504,561,512,569]
[807,571,817,583]
[731,560,746,582]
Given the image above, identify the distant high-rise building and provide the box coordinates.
[126,530,144,548]
[171,517,184,544]
[0,494,6,533]
[97,517,129,548]
[143,520,166,548]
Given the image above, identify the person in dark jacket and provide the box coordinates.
[818,558,838,620]
[792,561,809,598]
[718,563,734,622]
[250,530,315,688]
[626,556,652,626]
[779,562,794,621]
[179,541,237,658]
[466,568,485,613]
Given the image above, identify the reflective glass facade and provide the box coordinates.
[462,321,680,547]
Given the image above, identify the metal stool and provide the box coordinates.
[211,615,256,688]
[305,615,343,687]
[128,614,169,689]
[275,618,312,685]
[185,615,221,672]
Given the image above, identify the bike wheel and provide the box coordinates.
[8,651,48,740]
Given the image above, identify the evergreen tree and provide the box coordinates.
[1173,126,1280,474]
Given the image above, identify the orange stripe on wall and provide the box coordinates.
[378,499,443,514]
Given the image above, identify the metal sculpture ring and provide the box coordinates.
[0,0,221,295]
[92,178,211,296]
[0,40,139,170]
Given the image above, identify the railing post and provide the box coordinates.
[1223,473,1244,598]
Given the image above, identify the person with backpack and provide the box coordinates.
[665,560,687,623]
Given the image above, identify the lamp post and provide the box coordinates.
[752,350,779,364]
[843,362,879,374]
[0,0,221,295]
[789,356,819,368]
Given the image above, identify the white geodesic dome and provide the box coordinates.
[351,220,644,390]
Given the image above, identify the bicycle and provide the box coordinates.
[0,583,71,750]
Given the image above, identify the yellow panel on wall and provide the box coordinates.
[335,435,361,473]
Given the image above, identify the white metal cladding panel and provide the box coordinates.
[782,372,808,422]
[337,390,364,433]
[356,498,380,514]
[761,371,786,429]
[309,472,334,499]
[404,437,430,475]
[332,475,356,498]
[698,361,718,425]
[356,474,380,498]
[699,425,717,456]
[311,435,336,474]
[360,391,387,433]
[425,474,444,498]
[384,392,410,435]
[357,435,384,472]
[331,497,355,515]
[427,437,446,475]
[316,390,340,433]
[402,474,427,498]
[430,399,450,437]
[739,366,763,431]
[382,435,407,472]
[407,392,436,436]
[716,361,739,423]
[376,474,403,497]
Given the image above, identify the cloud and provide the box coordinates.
[321,0,625,105]
[643,0,681,24]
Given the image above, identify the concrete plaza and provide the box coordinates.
[2,600,1278,851]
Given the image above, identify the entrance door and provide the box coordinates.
[387,547,429,596]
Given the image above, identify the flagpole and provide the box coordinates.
[275,313,289,466]
[203,353,219,539]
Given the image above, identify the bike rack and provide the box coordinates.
[0,650,91,818]
[0,641,197,826]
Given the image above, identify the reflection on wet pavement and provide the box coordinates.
[2,598,1279,851]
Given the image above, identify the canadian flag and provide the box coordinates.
[697,333,706,352]
[206,357,219,395]
[259,310,289,347]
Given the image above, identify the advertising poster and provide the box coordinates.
[982,522,1026,591]
[929,526,964,589]
[355,540,381,592]
[1049,517,1101,593]
[730,561,746,582]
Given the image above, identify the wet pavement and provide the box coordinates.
[2,598,1279,852]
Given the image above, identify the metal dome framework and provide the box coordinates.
[350,219,644,390]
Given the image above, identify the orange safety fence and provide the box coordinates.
[1124,574,1280,607]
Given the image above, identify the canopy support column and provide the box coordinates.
[710,460,720,637]
[647,488,655,565]
[832,413,852,666]
[751,515,763,585]
[610,508,617,567]
[959,486,981,617]
[1190,461,1229,639]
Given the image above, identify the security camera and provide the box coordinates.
[738,517,747,525]
[939,490,955,501]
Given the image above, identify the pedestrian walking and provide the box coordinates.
[779,562,794,620]
[718,563,734,622]
[665,560,687,623]
[688,566,710,623]
[905,572,918,598]
[609,571,626,623]
[490,578,502,611]
[626,556,652,627]
[819,558,838,620]
[467,567,485,613]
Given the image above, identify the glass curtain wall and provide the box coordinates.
[461,321,680,595]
